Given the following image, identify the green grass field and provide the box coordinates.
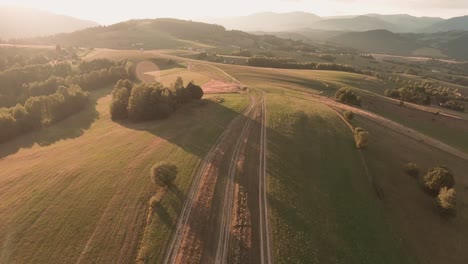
[263,91,413,264]
[0,85,248,263]
[2,49,468,264]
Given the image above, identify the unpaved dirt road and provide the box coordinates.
[163,71,272,263]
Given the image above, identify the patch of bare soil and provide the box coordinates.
[202,80,243,94]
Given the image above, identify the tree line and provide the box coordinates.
[0,59,135,143]
[0,85,88,143]
[384,80,467,109]
[247,56,363,74]
[110,77,204,122]
[0,59,134,108]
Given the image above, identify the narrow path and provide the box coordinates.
[163,63,273,264]
[258,91,272,264]
[163,92,256,264]
[304,93,468,161]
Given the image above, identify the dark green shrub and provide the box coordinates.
[186,82,204,100]
[354,127,369,149]
[151,162,178,186]
[437,187,456,212]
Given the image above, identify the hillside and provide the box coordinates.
[328,30,422,55]
[14,18,314,51]
[425,15,468,32]
[0,6,98,39]
[311,16,398,32]
[366,14,442,32]
[328,29,468,60]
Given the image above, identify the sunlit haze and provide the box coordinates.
[1,0,468,24]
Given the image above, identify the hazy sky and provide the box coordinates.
[1,0,468,24]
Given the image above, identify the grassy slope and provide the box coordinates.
[367,101,468,153]
[265,91,412,263]
[0,84,248,262]
[352,115,468,264]
[216,63,468,155]
[216,63,412,263]
[219,62,468,263]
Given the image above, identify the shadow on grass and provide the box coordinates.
[116,98,245,158]
[0,88,110,159]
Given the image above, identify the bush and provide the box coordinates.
[354,127,369,149]
[439,100,464,112]
[423,166,455,193]
[437,187,456,212]
[151,162,178,186]
[344,111,354,121]
[404,162,420,177]
[335,88,361,107]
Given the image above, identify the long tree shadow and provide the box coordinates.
[0,88,110,159]
[117,98,249,158]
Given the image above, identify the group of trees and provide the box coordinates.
[404,163,457,214]
[0,46,69,71]
[0,62,72,107]
[384,86,431,105]
[0,85,89,143]
[335,87,362,107]
[110,77,203,122]
[247,57,362,74]
[385,77,468,107]
[0,58,134,108]
[0,58,134,143]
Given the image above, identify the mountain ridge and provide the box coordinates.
[0,6,99,39]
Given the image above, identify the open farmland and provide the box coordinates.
[0,60,248,263]
[1,45,468,264]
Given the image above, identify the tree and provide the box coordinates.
[110,88,131,120]
[151,162,178,186]
[173,77,184,90]
[0,110,17,143]
[437,187,456,212]
[186,82,203,100]
[424,166,455,193]
[354,127,369,149]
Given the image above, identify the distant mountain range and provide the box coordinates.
[328,30,468,60]
[203,12,467,33]
[0,6,98,39]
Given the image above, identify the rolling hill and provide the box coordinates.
[13,18,315,51]
[366,14,443,32]
[203,12,321,32]
[203,12,444,33]
[328,30,422,55]
[0,6,98,39]
[424,15,468,32]
[311,16,399,32]
[328,29,468,60]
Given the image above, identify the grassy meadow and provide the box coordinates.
[0,74,248,263]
